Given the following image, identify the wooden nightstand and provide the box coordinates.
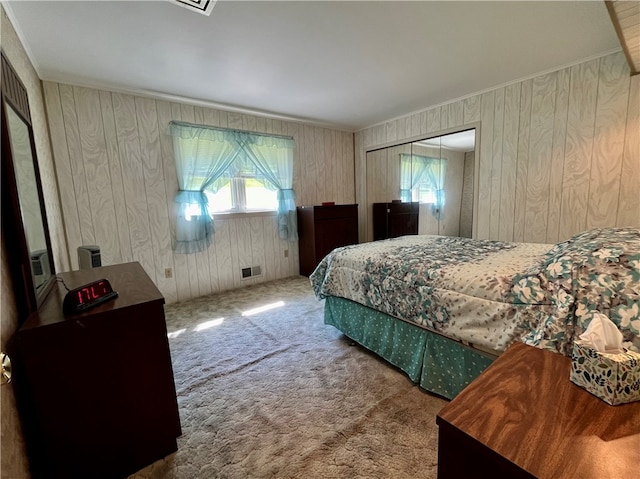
[436,342,640,479]
[16,262,181,479]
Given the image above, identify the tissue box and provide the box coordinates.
[570,340,640,405]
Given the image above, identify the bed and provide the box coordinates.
[310,227,640,399]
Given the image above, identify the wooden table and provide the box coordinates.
[436,342,640,479]
[17,262,181,479]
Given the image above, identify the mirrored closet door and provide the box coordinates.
[365,128,476,243]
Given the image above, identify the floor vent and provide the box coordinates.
[241,266,262,280]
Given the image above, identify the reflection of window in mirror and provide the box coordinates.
[365,127,476,242]
[411,129,475,238]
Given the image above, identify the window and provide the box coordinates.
[205,153,278,214]
[400,153,446,213]
[183,173,278,219]
[206,177,278,214]
[169,121,297,253]
[413,178,438,204]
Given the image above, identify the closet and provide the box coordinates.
[365,128,476,242]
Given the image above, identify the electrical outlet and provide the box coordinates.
[284,249,289,258]
[164,268,173,278]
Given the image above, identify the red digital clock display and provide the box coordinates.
[63,278,118,315]
[76,280,110,304]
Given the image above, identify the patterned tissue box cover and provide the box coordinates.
[570,340,640,405]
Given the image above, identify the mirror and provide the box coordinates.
[365,128,476,242]
[1,52,55,318]
[6,105,52,291]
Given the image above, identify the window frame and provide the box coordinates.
[205,176,278,215]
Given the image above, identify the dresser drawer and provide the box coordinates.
[312,204,358,220]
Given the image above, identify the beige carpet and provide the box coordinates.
[130,276,447,479]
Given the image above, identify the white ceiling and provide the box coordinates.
[4,1,621,131]
[418,129,475,152]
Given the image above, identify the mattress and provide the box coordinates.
[310,228,640,356]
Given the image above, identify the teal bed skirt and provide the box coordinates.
[324,296,495,399]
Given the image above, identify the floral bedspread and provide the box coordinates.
[310,228,640,356]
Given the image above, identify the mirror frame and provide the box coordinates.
[363,123,481,242]
[1,51,56,321]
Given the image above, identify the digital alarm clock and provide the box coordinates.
[62,278,118,315]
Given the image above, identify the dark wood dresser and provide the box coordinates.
[373,201,419,240]
[436,342,640,479]
[15,262,181,479]
[297,204,358,276]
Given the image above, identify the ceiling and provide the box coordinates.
[4,1,621,131]
[419,129,475,152]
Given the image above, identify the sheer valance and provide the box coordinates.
[169,121,297,254]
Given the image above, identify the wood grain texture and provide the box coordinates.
[427,108,441,134]
[112,93,158,283]
[440,105,449,131]
[448,100,464,128]
[587,52,630,229]
[99,91,134,265]
[498,83,520,241]
[395,116,407,142]
[524,73,556,243]
[477,91,494,239]
[617,74,640,226]
[385,120,397,144]
[43,81,83,270]
[607,0,640,74]
[463,95,482,124]
[167,102,192,302]
[409,112,421,138]
[59,84,96,248]
[136,96,178,302]
[546,68,571,244]
[489,88,505,239]
[354,131,367,243]
[357,52,637,244]
[513,79,533,242]
[44,82,354,303]
[437,342,640,479]
[460,152,475,238]
[325,129,336,205]
[75,87,121,266]
[559,59,600,240]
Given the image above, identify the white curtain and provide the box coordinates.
[241,134,297,241]
[169,121,296,253]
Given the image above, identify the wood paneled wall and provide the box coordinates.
[355,52,640,244]
[43,83,355,304]
[459,151,475,238]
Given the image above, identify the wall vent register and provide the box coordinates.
[241,266,262,279]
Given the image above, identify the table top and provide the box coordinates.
[437,342,640,479]
[22,262,164,330]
